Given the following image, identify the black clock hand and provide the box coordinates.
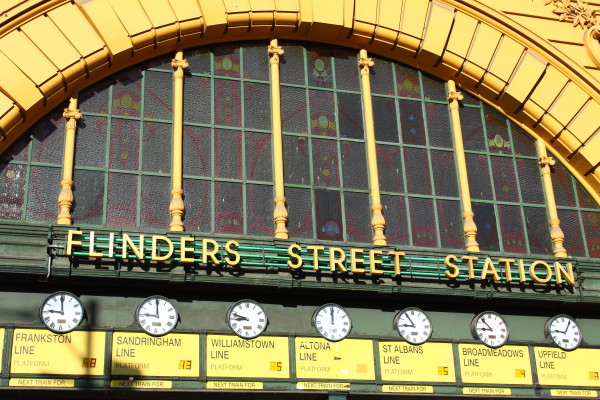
[46,309,63,314]
[232,312,249,321]
[139,313,158,317]
[561,320,571,334]
[60,294,65,313]
[330,307,334,324]
[155,299,160,318]
[481,319,493,331]
[405,314,416,328]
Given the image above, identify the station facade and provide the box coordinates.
[0,0,600,399]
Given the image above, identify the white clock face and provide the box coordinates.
[227,300,268,339]
[312,304,352,342]
[394,307,432,345]
[136,296,178,336]
[471,312,509,348]
[39,292,84,334]
[546,315,582,351]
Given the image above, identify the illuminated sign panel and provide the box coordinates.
[379,342,455,382]
[10,329,105,375]
[294,337,375,380]
[206,335,289,378]
[458,344,532,385]
[111,332,200,377]
[535,347,600,387]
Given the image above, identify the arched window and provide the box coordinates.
[0,41,598,258]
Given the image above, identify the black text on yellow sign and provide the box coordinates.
[11,329,105,375]
[458,344,532,385]
[206,335,289,378]
[535,347,600,387]
[378,342,455,383]
[111,332,199,377]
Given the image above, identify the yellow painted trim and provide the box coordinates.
[56,96,80,225]
[447,80,479,253]
[169,49,188,232]
[537,139,568,258]
[269,39,288,239]
[0,0,598,205]
[358,49,386,246]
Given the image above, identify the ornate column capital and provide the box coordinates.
[358,56,374,76]
[539,156,556,167]
[268,44,284,65]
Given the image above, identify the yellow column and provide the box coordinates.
[358,49,386,246]
[537,139,568,258]
[447,80,479,252]
[57,96,81,225]
[268,39,289,239]
[170,50,189,232]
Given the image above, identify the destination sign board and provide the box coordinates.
[463,387,512,395]
[535,347,600,387]
[207,382,264,390]
[550,389,598,397]
[295,337,375,380]
[459,344,532,385]
[11,329,105,375]
[9,378,75,387]
[379,342,455,382]
[110,380,172,389]
[206,335,289,378]
[0,328,4,373]
[111,332,199,377]
[382,385,434,393]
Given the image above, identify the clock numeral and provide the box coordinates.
[44,316,50,323]
[50,322,55,328]
[74,303,80,308]
[82,358,96,368]
[179,360,192,370]
[167,322,173,327]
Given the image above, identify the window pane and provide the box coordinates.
[246,131,272,182]
[498,204,527,254]
[337,92,363,139]
[244,82,271,131]
[283,135,310,185]
[315,189,343,241]
[26,166,60,222]
[247,184,274,237]
[382,194,409,246]
[109,119,140,171]
[107,173,137,228]
[345,192,371,243]
[140,175,170,229]
[142,122,171,174]
[72,169,104,225]
[373,96,398,143]
[312,138,340,188]
[399,100,425,145]
[438,199,463,249]
[473,202,500,252]
[0,163,25,220]
[183,178,211,232]
[214,79,241,127]
[215,181,243,234]
[409,197,438,247]
[286,187,314,239]
[341,141,368,190]
[404,147,431,195]
[377,144,404,193]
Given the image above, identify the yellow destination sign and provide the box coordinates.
[206,335,289,378]
[463,387,512,395]
[9,378,75,388]
[110,380,172,389]
[458,344,532,385]
[297,382,350,390]
[0,328,4,373]
[11,329,105,375]
[295,337,374,380]
[382,385,433,393]
[550,389,598,397]
[111,332,199,377]
[379,342,455,382]
[535,347,600,387]
[207,381,264,390]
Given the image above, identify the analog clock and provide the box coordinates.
[135,296,178,336]
[545,314,582,351]
[312,303,352,342]
[39,292,85,334]
[226,300,268,339]
[471,311,509,348]
[394,307,432,345]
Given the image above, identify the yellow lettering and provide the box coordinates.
[350,248,365,274]
[554,262,575,285]
[225,240,240,266]
[203,239,220,264]
[498,258,515,282]
[307,246,324,270]
[480,257,500,281]
[66,230,82,256]
[329,247,347,272]
[444,254,459,279]
[179,237,195,262]
[152,235,173,261]
[122,234,144,260]
[517,259,527,282]
[461,256,478,279]
[529,260,552,283]
[388,251,405,276]
[369,250,383,275]
[287,244,302,269]
[88,231,103,258]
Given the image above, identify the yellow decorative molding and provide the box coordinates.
[537,139,568,258]
[57,96,80,225]
[269,39,288,239]
[545,0,598,29]
[0,0,598,206]
[584,25,600,68]
[169,49,187,232]
[359,49,386,246]
[447,80,479,252]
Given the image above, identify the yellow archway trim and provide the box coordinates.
[0,0,599,202]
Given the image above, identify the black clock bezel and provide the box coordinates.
[38,291,85,334]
